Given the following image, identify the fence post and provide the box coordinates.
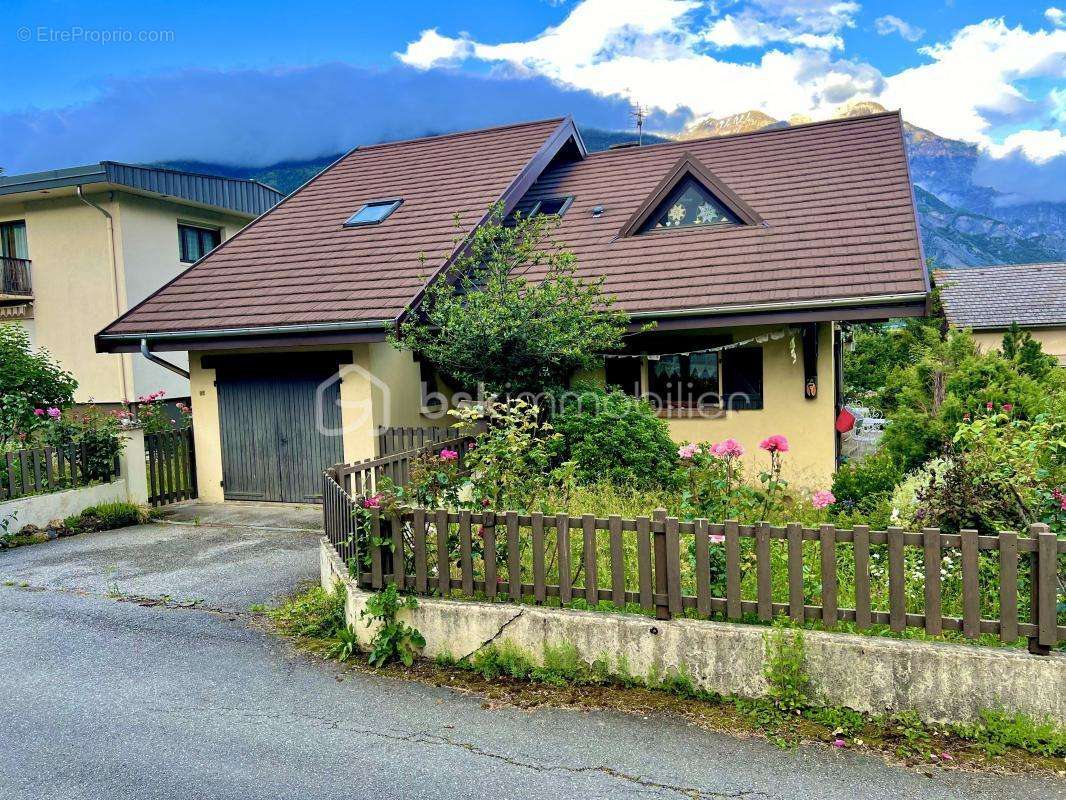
[652,508,670,620]
[1028,523,1056,655]
[119,426,149,504]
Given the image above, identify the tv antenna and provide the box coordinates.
[630,102,647,146]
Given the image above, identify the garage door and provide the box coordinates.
[214,357,345,503]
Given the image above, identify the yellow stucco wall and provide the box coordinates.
[0,189,251,404]
[660,323,837,489]
[972,328,1066,366]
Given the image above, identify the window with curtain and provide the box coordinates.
[0,220,28,260]
[646,352,720,408]
[178,223,222,263]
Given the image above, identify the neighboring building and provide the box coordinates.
[0,162,283,404]
[98,113,927,503]
[934,263,1066,366]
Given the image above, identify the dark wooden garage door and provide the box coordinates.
[215,358,344,503]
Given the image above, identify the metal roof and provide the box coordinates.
[0,161,283,217]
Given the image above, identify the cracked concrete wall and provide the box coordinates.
[321,539,1066,726]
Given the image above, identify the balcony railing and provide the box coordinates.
[1,257,32,298]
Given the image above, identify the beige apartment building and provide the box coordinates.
[0,162,282,404]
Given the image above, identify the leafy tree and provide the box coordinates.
[841,318,940,409]
[392,206,630,396]
[0,324,77,446]
[1000,322,1057,380]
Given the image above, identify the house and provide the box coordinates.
[934,263,1066,366]
[97,113,928,503]
[0,162,283,405]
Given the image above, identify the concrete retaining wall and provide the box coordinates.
[1,479,127,529]
[320,539,1066,726]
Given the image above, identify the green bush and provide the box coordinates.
[831,450,902,515]
[69,502,151,533]
[550,388,679,487]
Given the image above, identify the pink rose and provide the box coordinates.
[33,408,45,417]
[439,448,459,461]
[677,443,700,460]
[812,490,836,510]
[362,494,383,509]
[759,434,789,453]
[710,438,744,459]
[986,401,994,410]
[1002,403,1013,413]
[47,407,61,419]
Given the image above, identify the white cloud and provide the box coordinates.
[985,128,1066,162]
[974,130,1066,203]
[874,15,924,42]
[1046,7,1065,27]
[880,17,1066,144]
[397,28,472,69]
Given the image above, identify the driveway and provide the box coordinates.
[0,505,1060,800]
[0,501,322,610]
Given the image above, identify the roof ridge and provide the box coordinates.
[356,117,569,152]
[102,161,285,194]
[935,262,1066,272]
[585,110,903,157]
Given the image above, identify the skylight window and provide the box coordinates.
[639,177,737,232]
[344,198,402,227]
[529,196,573,218]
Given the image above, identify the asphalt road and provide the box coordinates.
[0,516,1062,800]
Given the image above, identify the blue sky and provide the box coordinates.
[2,1,1064,201]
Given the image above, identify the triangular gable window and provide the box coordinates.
[639,176,738,232]
[619,152,763,238]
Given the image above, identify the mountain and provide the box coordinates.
[159,115,1066,267]
[674,102,1066,268]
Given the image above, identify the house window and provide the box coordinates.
[419,360,442,408]
[178,223,221,263]
[639,176,738,232]
[605,358,641,397]
[644,347,764,411]
[647,352,720,409]
[0,220,28,259]
[721,348,763,410]
[345,198,402,227]
[530,196,573,218]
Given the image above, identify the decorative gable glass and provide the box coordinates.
[639,176,738,232]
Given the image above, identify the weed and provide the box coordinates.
[955,709,1066,758]
[327,626,361,661]
[361,584,425,668]
[764,624,811,714]
[268,585,346,639]
[887,710,935,758]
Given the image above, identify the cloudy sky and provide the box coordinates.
[2,0,1064,202]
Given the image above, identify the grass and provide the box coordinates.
[0,501,158,550]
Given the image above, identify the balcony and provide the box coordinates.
[0,257,32,301]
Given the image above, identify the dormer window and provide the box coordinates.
[639,176,738,232]
[344,198,402,227]
[529,196,573,218]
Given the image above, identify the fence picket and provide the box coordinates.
[636,516,652,612]
[5,451,15,499]
[483,511,497,600]
[754,522,771,621]
[961,528,980,638]
[609,515,625,607]
[853,525,871,629]
[459,510,473,596]
[922,527,942,636]
[1035,526,1057,648]
[693,518,711,616]
[391,511,405,588]
[506,511,521,600]
[532,512,546,604]
[556,513,571,605]
[998,530,1018,643]
[665,516,682,616]
[583,514,598,605]
[436,509,450,597]
[370,509,383,589]
[887,527,906,632]
[413,509,428,593]
[724,519,741,620]
[786,522,804,622]
[19,449,30,495]
[820,524,837,626]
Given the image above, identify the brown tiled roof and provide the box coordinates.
[517,111,926,319]
[934,263,1066,329]
[101,117,572,337]
[101,111,925,345]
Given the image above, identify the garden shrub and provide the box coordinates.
[550,388,679,487]
[831,450,902,516]
[43,405,125,480]
[0,324,77,447]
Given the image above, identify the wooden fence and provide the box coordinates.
[332,435,474,499]
[377,426,462,458]
[1,444,118,501]
[323,479,1064,653]
[145,427,197,506]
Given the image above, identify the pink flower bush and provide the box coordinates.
[33,408,45,417]
[362,494,383,509]
[46,407,61,419]
[759,434,789,453]
[438,448,459,461]
[677,443,700,460]
[1054,488,1066,511]
[710,438,744,459]
[811,490,836,510]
